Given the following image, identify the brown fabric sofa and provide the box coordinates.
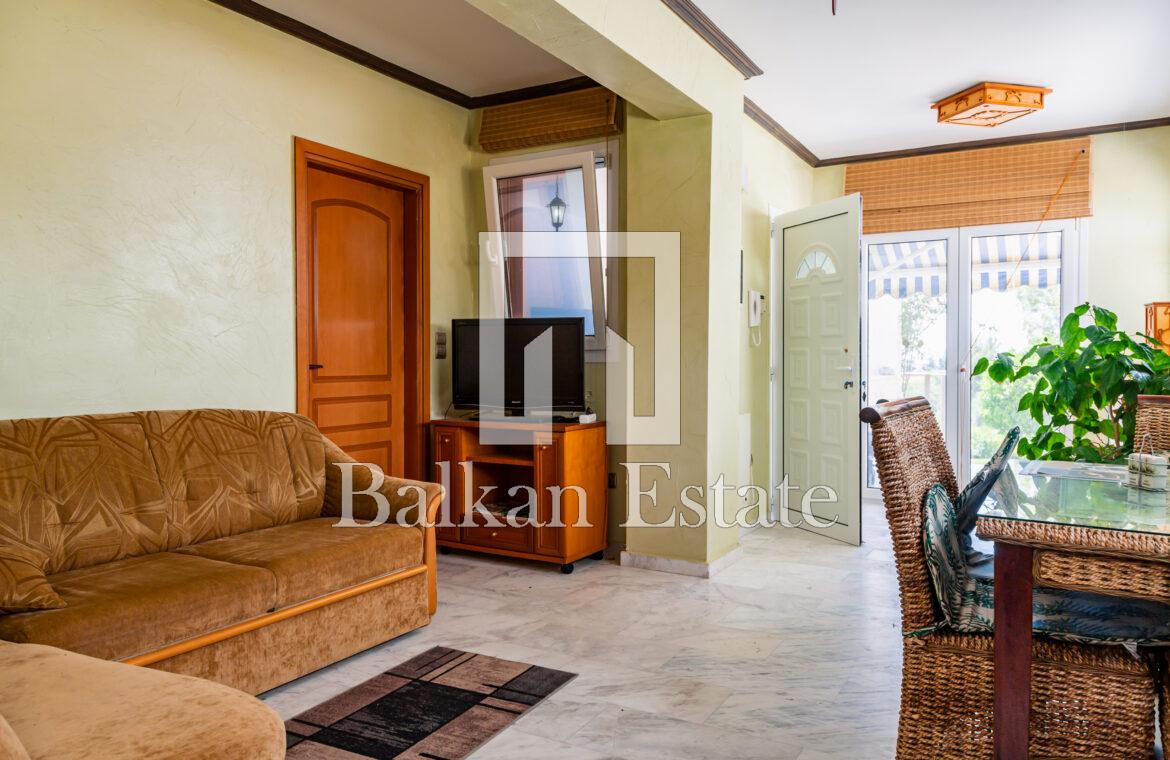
[0,641,285,759]
[0,409,441,695]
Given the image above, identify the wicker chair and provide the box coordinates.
[861,396,1157,759]
[1134,394,1170,453]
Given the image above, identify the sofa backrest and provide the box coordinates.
[0,410,325,575]
[146,410,325,548]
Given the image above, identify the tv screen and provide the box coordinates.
[451,318,586,412]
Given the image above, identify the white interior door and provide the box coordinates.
[772,194,862,545]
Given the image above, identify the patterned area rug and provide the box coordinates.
[284,647,576,759]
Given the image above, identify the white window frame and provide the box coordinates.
[482,145,613,355]
[861,218,1085,500]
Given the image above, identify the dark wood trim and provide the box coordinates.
[208,0,599,110]
[661,0,763,79]
[746,94,1170,167]
[294,137,431,481]
[211,0,468,106]
[744,97,818,167]
[468,76,598,109]
[817,116,1170,166]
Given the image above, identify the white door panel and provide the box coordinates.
[774,194,862,545]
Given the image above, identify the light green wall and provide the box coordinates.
[0,0,484,419]
[737,117,818,519]
[622,108,714,563]
[472,0,748,565]
[1087,127,1170,334]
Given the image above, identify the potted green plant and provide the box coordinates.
[972,304,1170,462]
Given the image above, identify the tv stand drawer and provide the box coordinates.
[461,524,533,552]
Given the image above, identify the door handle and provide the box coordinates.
[308,363,324,370]
[843,380,855,390]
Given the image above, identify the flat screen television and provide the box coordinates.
[451,317,586,413]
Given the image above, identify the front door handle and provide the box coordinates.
[843,380,855,390]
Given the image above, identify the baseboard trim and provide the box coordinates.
[619,547,743,578]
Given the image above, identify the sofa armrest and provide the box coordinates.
[321,437,442,527]
[320,437,443,615]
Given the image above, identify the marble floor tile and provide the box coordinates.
[262,503,902,758]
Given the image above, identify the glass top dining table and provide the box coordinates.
[979,460,1170,537]
[976,459,1170,758]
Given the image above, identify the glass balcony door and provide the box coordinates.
[863,220,1081,498]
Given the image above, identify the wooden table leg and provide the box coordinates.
[994,542,1034,760]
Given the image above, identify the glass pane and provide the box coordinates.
[497,167,595,335]
[969,230,1063,467]
[865,238,949,487]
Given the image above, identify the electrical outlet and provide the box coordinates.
[435,330,447,359]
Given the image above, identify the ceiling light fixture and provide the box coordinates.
[932,82,1051,127]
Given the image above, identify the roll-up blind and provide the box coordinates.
[478,87,620,153]
[844,138,1091,234]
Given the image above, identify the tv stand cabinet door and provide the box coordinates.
[534,435,563,557]
[433,426,462,543]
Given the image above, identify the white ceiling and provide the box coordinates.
[697,0,1170,160]
[254,0,580,97]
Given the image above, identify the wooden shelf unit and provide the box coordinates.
[430,418,607,573]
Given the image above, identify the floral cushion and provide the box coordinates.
[955,427,1020,563]
[922,484,1170,645]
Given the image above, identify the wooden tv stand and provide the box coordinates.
[430,418,607,573]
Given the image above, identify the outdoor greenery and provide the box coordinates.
[973,304,1170,462]
[968,286,1057,460]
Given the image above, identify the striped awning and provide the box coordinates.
[868,232,1061,299]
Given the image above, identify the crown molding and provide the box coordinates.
[660,0,763,79]
[743,97,817,166]
[817,116,1170,166]
[208,0,598,110]
[745,95,1170,168]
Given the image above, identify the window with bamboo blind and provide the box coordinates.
[477,87,621,153]
[844,138,1091,234]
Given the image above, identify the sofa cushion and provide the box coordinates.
[0,543,63,614]
[175,518,423,608]
[0,413,169,575]
[0,711,30,760]
[0,641,283,760]
[955,426,1020,563]
[145,410,326,547]
[0,553,277,660]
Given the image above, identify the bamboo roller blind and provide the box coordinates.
[844,138,1092,234]
[478,87,621,153]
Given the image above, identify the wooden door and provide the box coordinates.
[296,139,429,479]
[303,162,406,474]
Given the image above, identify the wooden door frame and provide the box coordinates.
[294,137,430,480]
